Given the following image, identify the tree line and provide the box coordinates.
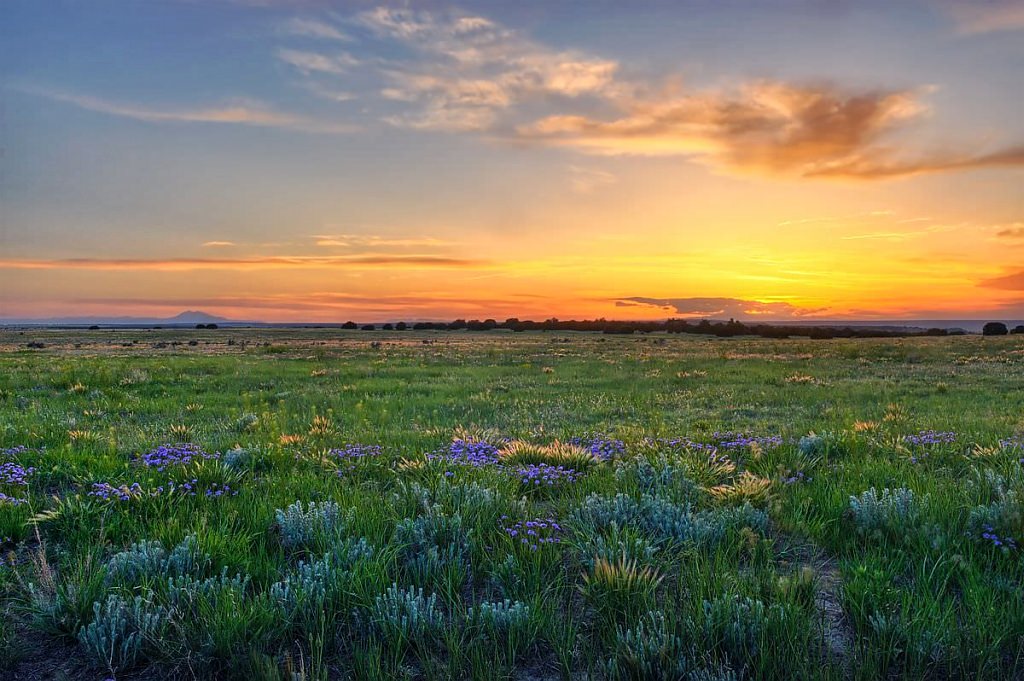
[325,318,1016,339]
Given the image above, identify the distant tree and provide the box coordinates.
[395,321,407,330]
[1011,325,1024,335]
[361,324,376,331]
[382,323,394,330]
[342,321,358,330]
[206,323,218,330]
[983,322,1009,336]
[88,325,100,330]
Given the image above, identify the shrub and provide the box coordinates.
[708,472,774,507]
[499,440,598,470]
[275,501,350,551]
[77,594,167,674]
[614,456,702,503]
[269,554,338,626]
[605,610,689,680]
[702,594,786,662]
[395,513,471,592]
[967,486,1021,552]
[222,446,267,472]
[982,322,1008,336]
[366,584,443,649]
[576,529,659,571]
[234,413,259,432]
[581,556,663,624]
[467,599,533,646]
[848,487,920,537]
[571,494,766,551]
[105,534,208,585]
[168,569,251,614]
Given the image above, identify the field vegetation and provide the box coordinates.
[1,328,1022,679]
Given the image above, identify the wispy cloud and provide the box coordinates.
[276,48,358,75]
[351,7,619,131]
[282,17,351,42]
[943,0,1024,34]
[616,296,827,319]
[806,145,1024,179]
[72,292,524,314]
[568,166,617,194]
[0,255,485,271]
[312,234,457,248]
[25,88,359,134]
[202,241,236,248]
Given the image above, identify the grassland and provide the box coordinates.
[1,328,1023,680]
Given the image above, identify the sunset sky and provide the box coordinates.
[2,1,1023,322]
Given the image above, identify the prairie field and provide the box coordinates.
[1,328,1023,680]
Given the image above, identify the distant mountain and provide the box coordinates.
[0,310,241,326]
[165,310,229,324]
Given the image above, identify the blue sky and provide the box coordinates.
[2,1,1022,321]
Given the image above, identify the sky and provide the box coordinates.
[1,0,1022,322]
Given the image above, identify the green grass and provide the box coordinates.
[1,328,1023,679]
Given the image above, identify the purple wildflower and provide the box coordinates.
[902,430,957,447]
[511,463,582,489]
[568,435,625,460]
[427,439,501,467]
[137,443,217,471]
[0,462,35,487]
[500,516,564,551]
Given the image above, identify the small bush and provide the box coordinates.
[848,487,920,538]
[77,594,167,674]
[582,556,663,624]
[702,594,785,663]
[105,534,208,585]
[605,610,689,680]
[366,584,443,649]
[275,501,350,551]
[395,512,471,592]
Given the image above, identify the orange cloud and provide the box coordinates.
[513,81,1023,180]
[806,145,1024,179]
[980,269,1024,291]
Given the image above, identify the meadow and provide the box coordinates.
[1,328,1022,680]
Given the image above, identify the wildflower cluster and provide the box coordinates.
[329,444,383,460]
[0,461,35,487]
[0,445,36,457]
[998,435,1024,464]
[976,525,1019,551]
[568,435,625,460]
[500,516,563,551]
[650,436,715,452]
[0,459,34,505]
[428,439,501,467]
[137,443,218,471]
[903,430,956,446]
[511,463,582,489]
[88,479,239,503]
[89,482,144,502]
[711,432,783,450]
